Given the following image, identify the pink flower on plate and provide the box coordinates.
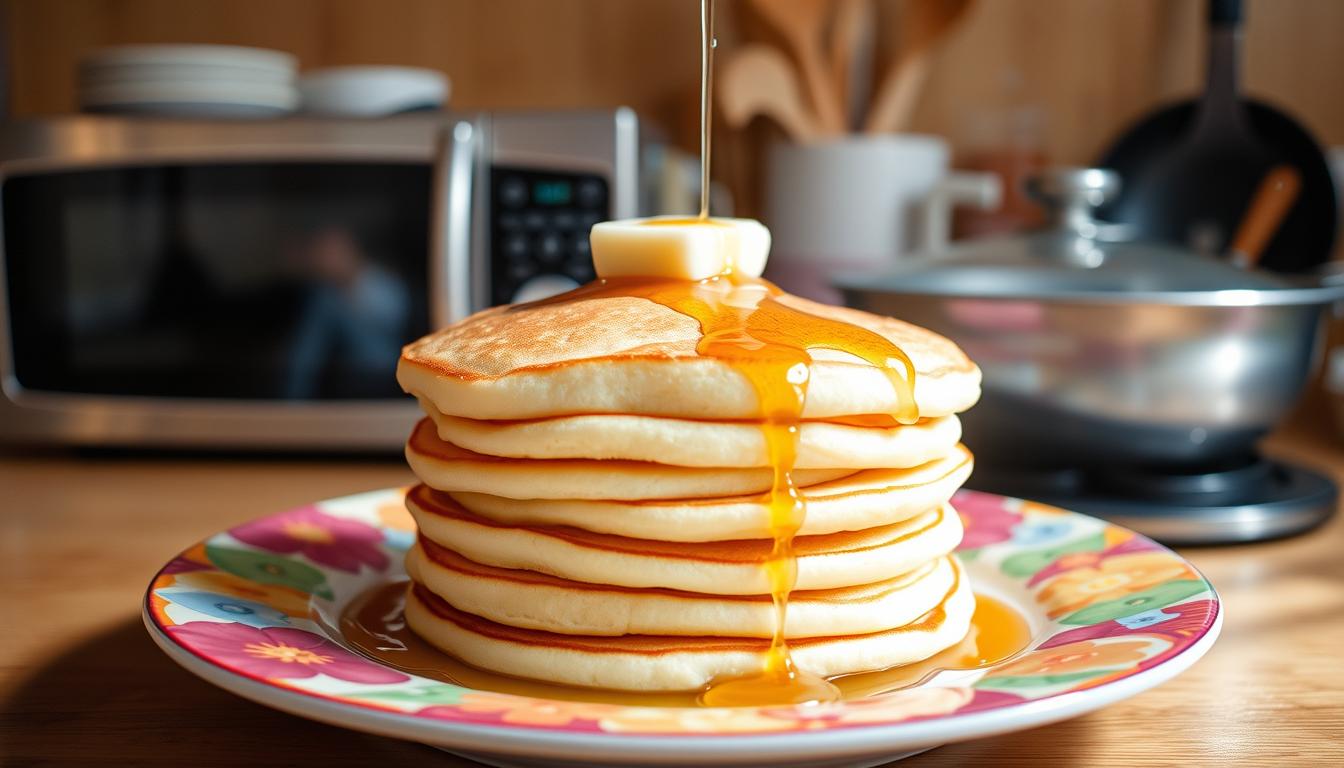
[954,490,1022,550]
[169,621,407,684]
[230,506,388,573]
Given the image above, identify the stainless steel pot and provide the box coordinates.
[837,168,1344,469]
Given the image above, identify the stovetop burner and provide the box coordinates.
[970,455,1337,545]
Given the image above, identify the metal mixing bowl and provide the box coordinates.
[837,169,1344,469]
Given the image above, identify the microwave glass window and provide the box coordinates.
[4,163,431,399]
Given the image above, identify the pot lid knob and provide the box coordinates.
[1026,168,1123,239]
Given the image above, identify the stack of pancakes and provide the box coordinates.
[396,291,981,692]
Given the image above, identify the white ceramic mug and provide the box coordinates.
[764,134,998,302]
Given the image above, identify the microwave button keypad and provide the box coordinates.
[522,210,547,230]
[490,168,607,305]
[577,179,606,209]
[550,210,578,230]
[569,234,591,260]
[502,232,529,261]
[498,177,530,209]
[537,233,565,266]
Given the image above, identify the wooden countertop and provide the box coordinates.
[3,412,1342,766]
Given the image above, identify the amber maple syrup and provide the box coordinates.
[339,582,1031,707]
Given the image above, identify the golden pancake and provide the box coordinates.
[403,558,975,692]
[405,419,853,500]
[395,216,984,697]
[449,444,973,541]
[398,291,980,421]
[419,401,961,469]
[406,484,964,595]
[407,538,959,638]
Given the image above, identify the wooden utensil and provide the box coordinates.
[746,0,845,135]
[830,0,875,131]
[864,0,974,134]
[718,45,823,142]
[1229,165,1301,268]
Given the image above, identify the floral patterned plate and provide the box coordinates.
[143,488,1220,768]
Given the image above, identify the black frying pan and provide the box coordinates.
[1097,0,1336,273]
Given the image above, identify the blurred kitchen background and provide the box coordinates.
[5,0,1344,543]
[9,0,1343,295]
[7,0,1343,216]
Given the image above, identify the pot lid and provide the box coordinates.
[836,168,1344,306]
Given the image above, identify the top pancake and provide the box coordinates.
[399,290,980,420]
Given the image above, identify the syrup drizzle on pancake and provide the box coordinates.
[511,273,918,705]
[695,0,899,705]
[396,0,934,705]
[493,0,922,708]
[339,581,1029,707]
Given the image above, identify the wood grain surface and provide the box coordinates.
[2,409,1342,766]
[7,0,1344,174]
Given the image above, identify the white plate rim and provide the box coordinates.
[144,607,1220,763]
[142,487,1224,764]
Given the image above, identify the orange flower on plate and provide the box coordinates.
[170,570,311,616]
[989,639,1150,679]
[377,500,416,532]
[457,692,618,728]
[1036,552,1193,618]
[1019,499,1067,517]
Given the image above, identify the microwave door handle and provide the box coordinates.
[431,120,477,327]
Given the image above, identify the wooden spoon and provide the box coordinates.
[864,0,974,134]
[746,0,845,135]
[830,0,875,131]
[718,45,823,142]
[1229,164,1302,268]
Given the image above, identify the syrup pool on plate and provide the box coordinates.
[339,581,1032,708]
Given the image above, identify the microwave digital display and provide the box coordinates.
[532,180,572,206]
[4,163,432,400]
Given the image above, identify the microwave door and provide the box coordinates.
[0,156,439,448]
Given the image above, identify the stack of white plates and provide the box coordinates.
[79,44,298,118]
[298,66,450,116]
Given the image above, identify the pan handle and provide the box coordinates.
[1209,0,1241,26]
[1192,0,1246,141]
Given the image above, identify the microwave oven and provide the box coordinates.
[0,110,653,449]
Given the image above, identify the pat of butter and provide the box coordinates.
[590,216,771,281]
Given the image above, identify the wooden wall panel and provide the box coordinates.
[903,0,1172,164]
[3,0,714,138]
[1242,0,1344,149]
[901,0,1343,167]
[4,0,1341,213]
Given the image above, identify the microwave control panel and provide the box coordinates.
[489,167,608,306]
